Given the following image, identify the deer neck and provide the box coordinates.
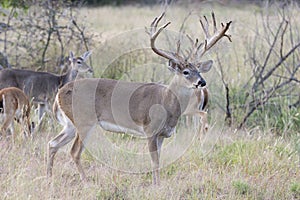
[60,67,78,87]
[167,75,194,114]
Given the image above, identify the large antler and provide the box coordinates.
[189,12,232,62]
[147,12,232,66]
[146,12,182,63]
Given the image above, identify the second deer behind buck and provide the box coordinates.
[47,12,232,185]
[0,51,93,123]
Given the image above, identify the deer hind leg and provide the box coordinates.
[70,134,86,181]
[14,105,31,139]
[70,125,95,181]
[47,123,76,178]
[1,110,15,139]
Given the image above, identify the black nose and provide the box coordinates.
[198,80,206,87]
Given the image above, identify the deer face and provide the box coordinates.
[169,59,213,88]
[69,51,93,73]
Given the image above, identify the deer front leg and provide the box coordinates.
[148,135,164,185]
[47,124,76,178]
[38,103,46,122]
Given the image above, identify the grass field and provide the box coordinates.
[0,125,299,199]
[0,2,300,200]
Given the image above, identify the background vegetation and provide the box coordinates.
[0,0,299,199]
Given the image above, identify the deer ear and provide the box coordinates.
[197,60,213,73]
[69,51,74,63]
[82,51,92,61]
[168,60,181,73]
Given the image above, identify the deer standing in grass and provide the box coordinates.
[0,87,31,139]
[0,51,93,123]
[47,12,231,185]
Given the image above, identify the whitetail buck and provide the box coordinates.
[0,87,31,139]
[0,51,92,122]
[47,12,232,184]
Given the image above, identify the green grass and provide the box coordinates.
[232,180,251,195]
[290,182,300,199]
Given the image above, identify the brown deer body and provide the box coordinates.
[47,12,231,184]
[0,87,31,139]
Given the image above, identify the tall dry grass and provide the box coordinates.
[0,125,298,199]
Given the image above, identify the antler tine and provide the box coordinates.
[186,34,194,45]
[221,22,232,42]
[148,12,180,62]
[186,34,203,61]
[196,12,232,59]
[154,12,165,27]
[149,21,171,41]
[148,13,171,38]
[200,15,210,39]
[185,34,195,60]
[212,12,217,33]
[176,39,181,56]
[197,40,205,52]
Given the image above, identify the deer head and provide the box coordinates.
[146,12,232,89]
[69,51,93,73]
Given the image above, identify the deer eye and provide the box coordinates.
[183,70,190,76]
[77,60,82,64]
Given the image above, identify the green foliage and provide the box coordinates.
[230,86,248,107]
[0,0,30,9]
[214,141,254,167]
[230,87,300,134]
[232,180,251,195]
[166,164,177,177]
[292,135,300,159]
[290,182,300,199]
[248,103,300,135]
